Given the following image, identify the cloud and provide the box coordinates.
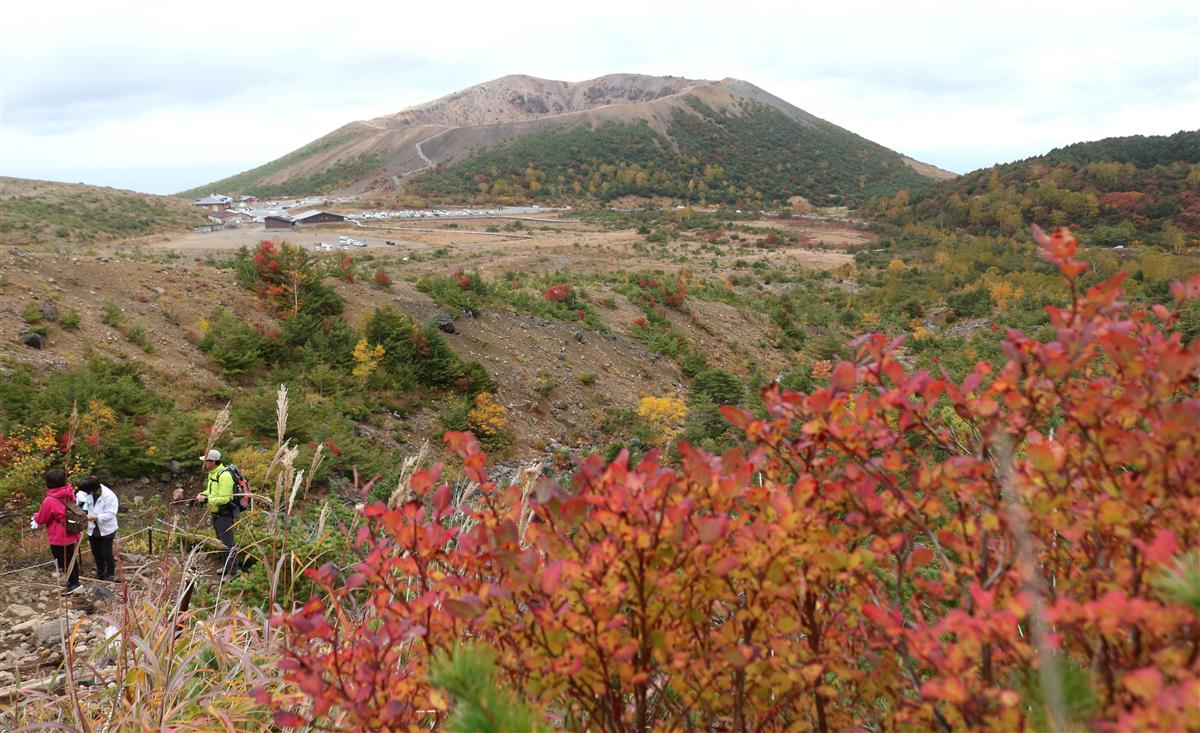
[2,0,1196,191]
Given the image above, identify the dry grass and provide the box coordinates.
[5,552,280,731]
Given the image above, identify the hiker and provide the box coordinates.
[194,449,239,579]
[76,475,120,581]
[31,467,84,594]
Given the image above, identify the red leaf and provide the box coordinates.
[911,546,933,566]
[273,711,309,728]
[721,404,753,430]
[442,595,484,620]
[444,430,482,459]
[410,466,442,495]
[714,555,738,576]
[433,484,451,515]
[862,603,898,629]
[1135,529,1178,565]
[541,560,564,595]
[970,583,996,613]
[1169,272,1200,303]
[249,685,271,704]
[698,515,728,543]
[1123,667,1163,701]
[831,361,856,392]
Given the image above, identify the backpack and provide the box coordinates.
[220,465,253,513]
[54,496,88,535]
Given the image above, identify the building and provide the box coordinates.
[194,194,233,212]
[213,209,248,227]
[291,210,346,227]
[264,215,297,230]
[238,195,259,206]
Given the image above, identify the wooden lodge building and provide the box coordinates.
[292,210,346,227]
[264,210,347,229]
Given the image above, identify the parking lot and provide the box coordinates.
[152,225,432,255]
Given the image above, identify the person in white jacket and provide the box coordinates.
[76,475,119,581]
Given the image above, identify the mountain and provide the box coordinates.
[1,177,210,247]
[869,130,1200,249]
[179,74,954,206]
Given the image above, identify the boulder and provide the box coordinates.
[40,302,60,322]
[5,604,35,620]
[20,332,44,349]
[34,619,67,646]
[12,619,40,633]
[435,313,456,334]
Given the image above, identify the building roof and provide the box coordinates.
[291,209,344,221]
[195,194,233,205]
[213,209,244,220]
[265,215,296,222]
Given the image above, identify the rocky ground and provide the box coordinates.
[0,563,127,690]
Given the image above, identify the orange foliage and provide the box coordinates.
[265,228,1200,732]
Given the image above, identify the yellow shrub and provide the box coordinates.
[988,281,1024,310]
[638,395,688,446]
[229,446,272,490]
[32,426,58,452]
[467,392,508,439]
[79,398,117,437]
[351,339,385,380]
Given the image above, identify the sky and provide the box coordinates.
[1,0,1197,195]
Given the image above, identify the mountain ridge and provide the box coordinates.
[178,74,955,202]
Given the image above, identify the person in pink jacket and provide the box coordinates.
[32,467,84,594]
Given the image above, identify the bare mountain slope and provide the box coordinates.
[377,73,704,128]
[179,74,955,201]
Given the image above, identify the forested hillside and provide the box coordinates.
[411,99,931,207]
[850,131,1200,383]
[869,130,1200,250]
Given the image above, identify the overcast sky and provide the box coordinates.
[2,0,1197,194]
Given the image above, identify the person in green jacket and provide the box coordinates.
[194,449,239,579]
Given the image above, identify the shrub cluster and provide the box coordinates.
[265,230,1200,732]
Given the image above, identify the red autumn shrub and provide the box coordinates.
[632,273,686,310]
[267,228,1200,732]
[543,283,572,302]
[374,269,393,289]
